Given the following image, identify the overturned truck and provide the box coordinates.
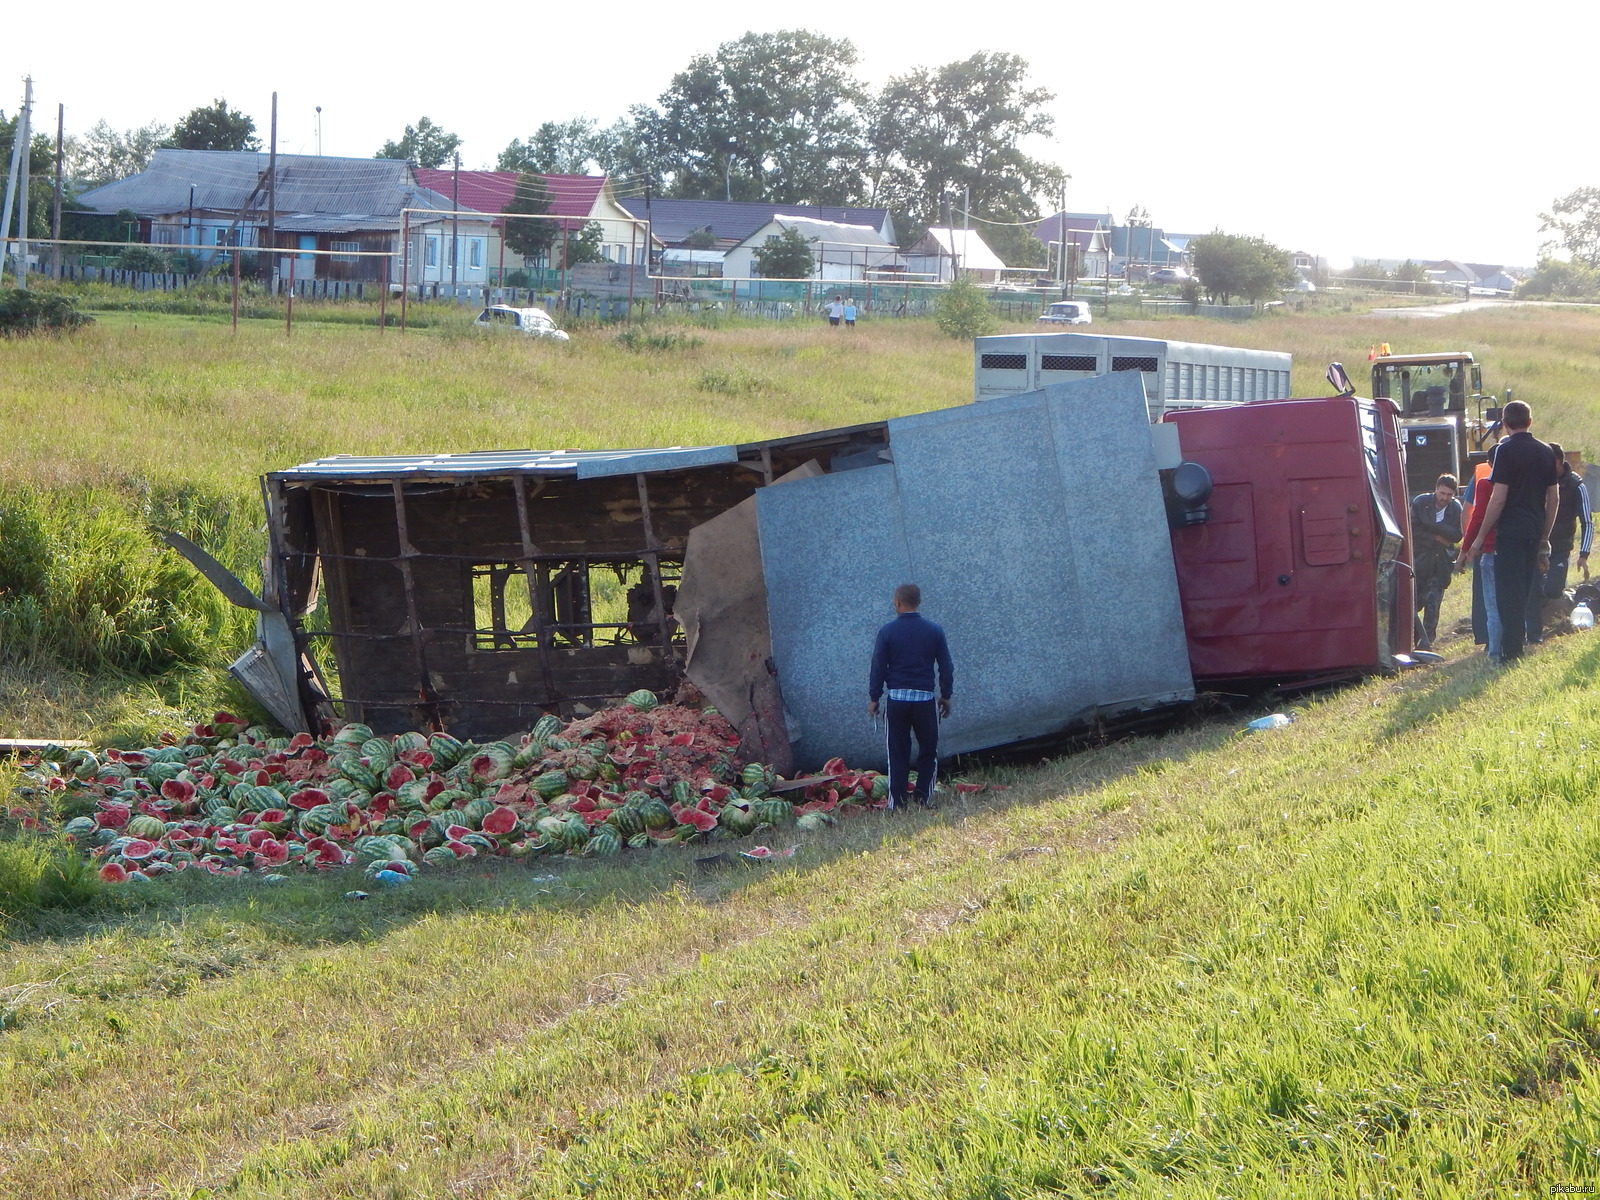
[200,372,1413,772]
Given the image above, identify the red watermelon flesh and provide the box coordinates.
[98,862,129,882]
[482,806,518,836]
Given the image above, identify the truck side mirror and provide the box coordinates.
[1471,365,1482,393]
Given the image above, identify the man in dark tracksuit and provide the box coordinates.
[867,583,954,810]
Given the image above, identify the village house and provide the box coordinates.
[412,170,655,278]
[74,149,495,285]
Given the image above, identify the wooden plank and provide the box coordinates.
[0,739,88,755]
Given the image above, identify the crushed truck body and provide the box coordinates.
[201,370,1413,772]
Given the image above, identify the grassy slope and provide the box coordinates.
[2,633,1599,1196]
[3,302,1600,1196]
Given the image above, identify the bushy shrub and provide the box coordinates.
[0,838,104,918]
[934,278,998,339]
[113,245,169,272]
[1516,258,1600,300]
[614,327,703,353]
[0,484,253,675]
[0,290,92,336]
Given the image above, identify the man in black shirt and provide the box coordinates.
[1461,400,1559,662]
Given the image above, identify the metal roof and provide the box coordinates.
[273,445,743,483]
[615,197,895,248]
[412,170,607,232]
[75,150,469,220]
[270,420,891,486]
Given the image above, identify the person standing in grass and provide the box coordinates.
[1461,401,1559,663]
[1410,473,1462,650]
[843,297,858,328]
[825,296,844,328]
[1542,443,1592,598]
[867,584,953,810]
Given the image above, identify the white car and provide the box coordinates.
[1037,300,1093,326]
[474,305,570,341]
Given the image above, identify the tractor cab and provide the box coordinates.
[1370,350,1503,500]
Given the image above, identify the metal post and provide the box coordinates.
[50,103,63,279]
[400,210,410,333]
[560,223,569,310]
[627,220,636,319]
[16,77,31,290]
[267,92,278,290]
[450,152,460,290]
[286,248,295,336]
[231,229,240,331]
[379,252,389,333]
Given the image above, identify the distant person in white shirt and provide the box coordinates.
[825,296,844,327]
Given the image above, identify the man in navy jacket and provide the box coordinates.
[867,583,954,809]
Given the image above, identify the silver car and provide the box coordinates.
[474,305,571,341]
[1037,300,1092,326]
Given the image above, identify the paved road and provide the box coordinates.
[1368,299,1533,319]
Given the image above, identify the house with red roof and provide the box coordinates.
[414,170,655,278]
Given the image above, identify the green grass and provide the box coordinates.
[0,633,1598,1195]
[0,300,1599,1194]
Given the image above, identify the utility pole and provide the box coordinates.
[450,151,459,289]
[0,80,27,283]
[16,77,31,290]
[266,91,278,290]
[51,103,63,279]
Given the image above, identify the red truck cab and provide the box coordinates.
[1164,395,1413,685]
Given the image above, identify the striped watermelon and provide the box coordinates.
[751,799,794,827]
[626,689,658,711]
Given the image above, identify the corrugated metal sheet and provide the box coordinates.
[272,444,740,482]
[757,372,1194,770]
[75,150,466,220]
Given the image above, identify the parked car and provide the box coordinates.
[1148,268,1191,285]
[474,305,571,341]
[1037,300,1093,326]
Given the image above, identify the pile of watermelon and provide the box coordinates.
[17,691,891,884]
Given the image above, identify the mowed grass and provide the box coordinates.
[3,634,1600,1196]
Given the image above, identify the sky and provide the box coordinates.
[14,0,1596,269]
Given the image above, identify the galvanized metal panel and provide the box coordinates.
[574,445,739,478]
[756,465,911,770]
[758,373,1194,771]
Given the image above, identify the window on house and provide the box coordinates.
[425,237,438,268]
[331,240,359,263]
[469,239,482,269]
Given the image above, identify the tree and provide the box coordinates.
[934,278,997,339]
[64,119,169,187]
[867,53,1059,243]
[751,225,815,278]
[165,99,259,152]
[499,119,608,175]
[501,173,557,264]
[377,117,461,169]
[557,221,606,269]
[1189,232,1295,305]
[1539,187,1600,269]
[0,113,58,238]
[1516,257,1600,299]
[632,30,868,203]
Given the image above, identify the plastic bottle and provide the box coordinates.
[1247,713,1294,731]
[1572,603,1594,630]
